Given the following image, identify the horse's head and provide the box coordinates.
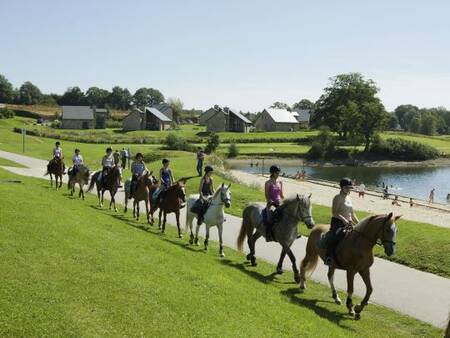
[143,171,154,186]
[176,180,186,203]
[378,212,400,256]
[216,183,231,208]
[295,193,315,229]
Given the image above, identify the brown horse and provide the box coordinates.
[87,166,121,211]
[149,181,186,237]
[46,158,65,189]
[67,165,90,199]
[299,213,400,320]
[124,171,157,223]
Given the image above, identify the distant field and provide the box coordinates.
[381,132,450,155]
[5,104,129,118]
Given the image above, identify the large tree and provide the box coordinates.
[292,98,314,110]
[270,101,290,110]
[355,100,388,151]
[18,81,42,105]
[167,97,183,123]
[0,74,14,103]
[133,88,164,108]
[394,104,419,130]
[108,86,131,110]
[85,87,110,108]
[58,87,86,106]
[312,73,386,141]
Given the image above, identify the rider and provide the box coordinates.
[265,165,284,242]
[47,141,65,174]
[130,152,147,196]
[71,148,84,176]
[324,177,360,266]
[196,165,215,225]
[99,147,115,184]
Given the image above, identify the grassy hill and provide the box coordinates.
[0,168,440,337]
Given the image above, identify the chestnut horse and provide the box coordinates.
[124,171,157,223]
[87,166,121,211]
[68,165,90,199]
[46,158,65,189]
[299,213,400,320]
[149,180,186,237]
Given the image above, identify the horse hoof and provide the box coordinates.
[354,313,361,320]
[250,258,257,267]
[114,208,118,212]
[220,252,225,258]
[294,274,301,283]
[179,234,183,239]
[299,281,305,290]
[189,239,193,245]
[276,267,283,275]
[334,298,342,305]
[246,253,252,261]
[194,239,199,246]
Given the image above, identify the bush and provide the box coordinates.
[369,138,440,161]
[51,120,61,129]
[0,107,15,119]
[306,126,342,160]
[205,133,220,154]
[228,143,239,158]
[105,119,122,128]
[164,133,196,152]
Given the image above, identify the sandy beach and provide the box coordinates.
[229,169,450,229]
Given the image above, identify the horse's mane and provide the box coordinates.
[353,216,374,232]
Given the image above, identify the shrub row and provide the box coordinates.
[369,137,440,161]
[0,108,15,119]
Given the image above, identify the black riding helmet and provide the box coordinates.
[339,177,353,188]
[269,165,281,174]
[204,165,213,173]
[106,147,112,152]
[135,152,143,159]
[162,158,169,164]
[55,141,60,146]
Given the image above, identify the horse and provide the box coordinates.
[46,158,65,189]
[124,171,157,223]
[299,213,400,320]
[149,180,187,237]
[237,194,315,282]
[185,183,232,257]
[67,165,90,200]
[87,166,121,211]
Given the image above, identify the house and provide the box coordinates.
[93,107,108,129]
[199,105,220,125]
[254,108,300,131]
[204,106,252,133]
[153,102,173,121]
[122,106,172,131]
[291,109,311,128]
[61,106,107,129]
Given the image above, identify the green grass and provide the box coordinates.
[0,168,440,337]
[381,132,450,155]
[1,118,449,278]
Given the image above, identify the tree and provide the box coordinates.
[205,133,220,154]
[292,98,314,110]
[133,88,164,108]
[85,87,110,107]
[167,97,183,123]
[394,104,419,130]
[312,73,383,139]
[420,112,437,135]
[0,74,14,103]
[39,94,58,106]
[58,87,86,106]
[108,86,131,110]
[18,81,42,105]
[355,100,388,151]
[387,114,399,130]
[270,101,290,110]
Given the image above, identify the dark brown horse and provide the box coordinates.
[68,165,90,199]
[46,158,65,189]
[149,181,186,237]
[87,166,121,211]
[124,171,156,223]
[299,213,400,320]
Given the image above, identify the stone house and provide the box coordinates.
[254,108,299,131]
[291,109,311,128]
[199,105,220,125]
[61,106,108,129]
[122,106,172,131]
[204,106,252,132]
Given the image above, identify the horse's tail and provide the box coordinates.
[237,206,253,251]
[300,228,321,279]
[87,172,98,192]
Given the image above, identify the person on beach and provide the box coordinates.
[265,165,284,242]
[358,182,365,198]
[392,195,401,207]
[324,177,359,266]
[429,188,435,204]
[409,198,414,207]
[383,186,389,199]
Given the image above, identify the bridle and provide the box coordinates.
[210,188,231,206]
[353,215,396,247]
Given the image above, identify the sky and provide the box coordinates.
[1,0,449,112]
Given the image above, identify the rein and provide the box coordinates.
[352,216,396,247]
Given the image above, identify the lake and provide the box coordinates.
[228,160,450,204]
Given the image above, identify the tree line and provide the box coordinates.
[0,74,164,110]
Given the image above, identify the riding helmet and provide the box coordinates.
[339,177,353,188]
[106,147,112,152]
[55,141,60,146]
[136,152,143,159]
[162,158,170,164]
[75,148,80,153]
[269,165,281,174]
[204,165,213,173]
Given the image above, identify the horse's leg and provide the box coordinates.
[194,222,200,246]
[124,194,128,213]
[100,190,105,208]
[176,211,182,238]
[162,211,167,234]
[346,270,356,316]
[59,175,62,188]
[158,209,163,230]
[247,231,261,267]
[145,199,150,224]
[276,248,287,274]
[204,225,210,251]
[136,201,140,221]
[354,269,373,320]
[113,191,118,212]
[328,267,342,304]
[49,173,53,187]
[285,246,300,283]
[217,224,224,257]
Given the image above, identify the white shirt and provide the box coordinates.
[359,184,365,192]
[334,194,353,221]
[53,147,62,158]
[72,154,83,166]
[102,154,115,168]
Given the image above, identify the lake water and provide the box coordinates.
[228,160,450,204]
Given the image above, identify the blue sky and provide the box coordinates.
[1,0,449,111]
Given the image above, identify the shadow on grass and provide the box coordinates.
[281,288,355,331]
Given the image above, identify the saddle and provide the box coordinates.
[262,206,282,228]
[318,225,353,250]
[190,198,209,214]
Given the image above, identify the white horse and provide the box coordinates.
[186,183,231,257]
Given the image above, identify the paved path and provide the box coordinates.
[1,150,449,328]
